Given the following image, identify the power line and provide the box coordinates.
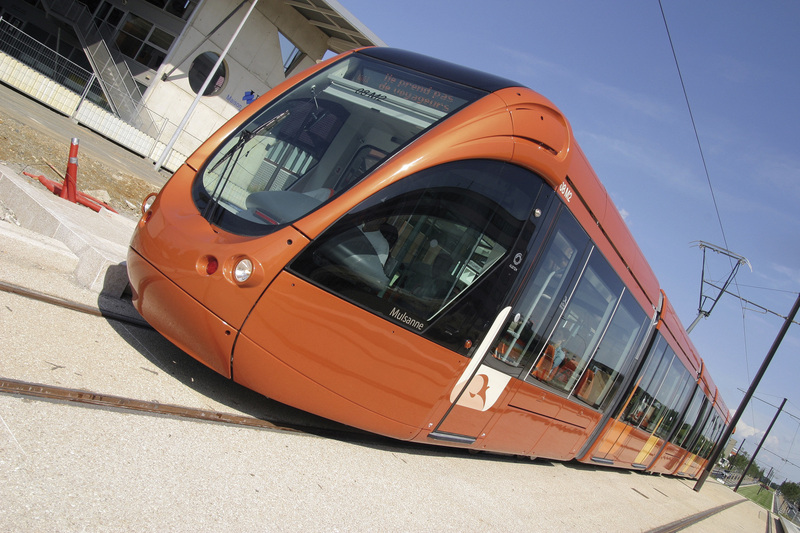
[708,281,800,327]
[740,390,800,423]
[759,447,800,471]
[737,283,800,295]
[657,0,728,248]
[658,2,754,400]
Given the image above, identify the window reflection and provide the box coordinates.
[621,337,670,429]
[529,251,624,394]
[574,292,649,409]
[489,205,653,412]
[194,54,484,236]
[673,389,707,448]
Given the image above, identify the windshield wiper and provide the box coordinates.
[203,110,290,222]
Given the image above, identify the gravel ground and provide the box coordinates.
[0,91,164,218]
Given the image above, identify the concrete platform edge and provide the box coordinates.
[0,164,135,296]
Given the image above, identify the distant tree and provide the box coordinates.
[728,451,764,480]
[781,481,800,504]
[730,450,750,470]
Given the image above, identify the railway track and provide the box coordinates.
[0,279,151,329]
[0,280,337,438]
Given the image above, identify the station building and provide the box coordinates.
[0,0,384,170]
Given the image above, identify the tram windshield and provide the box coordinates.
[193,53,485,235]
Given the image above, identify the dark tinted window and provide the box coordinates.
[290,160,542,334]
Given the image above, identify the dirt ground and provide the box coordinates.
[0,108,162,220]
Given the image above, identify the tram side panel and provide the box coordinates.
[235,271,465,439]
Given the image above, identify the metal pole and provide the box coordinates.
[686,311,708,334]
[71,72,96,121]
[155,0,259,170]
[733,438,745,459]
[735,398,785,491]
[694,293,800,492]
[161,0,249,81]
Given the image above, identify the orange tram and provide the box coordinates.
[128,47,729,477]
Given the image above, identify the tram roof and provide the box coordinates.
[357,47,523,93]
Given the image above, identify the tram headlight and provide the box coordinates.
[141,192,157,218]
[234,258,253,283]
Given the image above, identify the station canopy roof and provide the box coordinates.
[285,0,387,53]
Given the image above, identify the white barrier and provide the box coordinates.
[0,51,189,172]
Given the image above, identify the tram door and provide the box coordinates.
[427,306,516,443]
[430,206,589,444]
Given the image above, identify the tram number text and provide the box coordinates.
[558,182,573,203]
[354,88,387,101]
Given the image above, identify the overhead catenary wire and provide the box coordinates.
[657,1,728,249]
[709,282,800,327]
[736,390,800,477]
[740,390,800,423]
[658,2,800,489]
[736,284,800,295]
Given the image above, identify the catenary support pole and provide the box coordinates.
[694,292,800,492]
[735,398,785,492]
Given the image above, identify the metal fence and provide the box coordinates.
[0,17,111,113]
[0,17,200,171]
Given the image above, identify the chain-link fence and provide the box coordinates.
[0,17,111,112]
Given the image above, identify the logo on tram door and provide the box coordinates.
[450,366,511,412]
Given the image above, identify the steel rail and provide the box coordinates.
[0,377,298,433]
[644,499,747,533]
[0,280,152,329]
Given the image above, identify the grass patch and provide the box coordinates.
[738,484,773,510]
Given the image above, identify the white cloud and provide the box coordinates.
[490,45,674,122]
[736,419,763,439]
[578,131,705,197]
[773,264,800,287]
[491,45,571,80]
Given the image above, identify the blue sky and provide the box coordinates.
[341,0,800,482]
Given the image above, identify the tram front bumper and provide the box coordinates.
[127,247,237,378]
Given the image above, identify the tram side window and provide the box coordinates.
[290,160,542,330]
[651,361,694,441]
[623,343,698,441]
[526,250,626,395]
[692,412,724,459]
[490,210,589,371]
[678,396,711,451]
[619,336,671,428]
[573,292,649,410]
[673,388,706,449]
